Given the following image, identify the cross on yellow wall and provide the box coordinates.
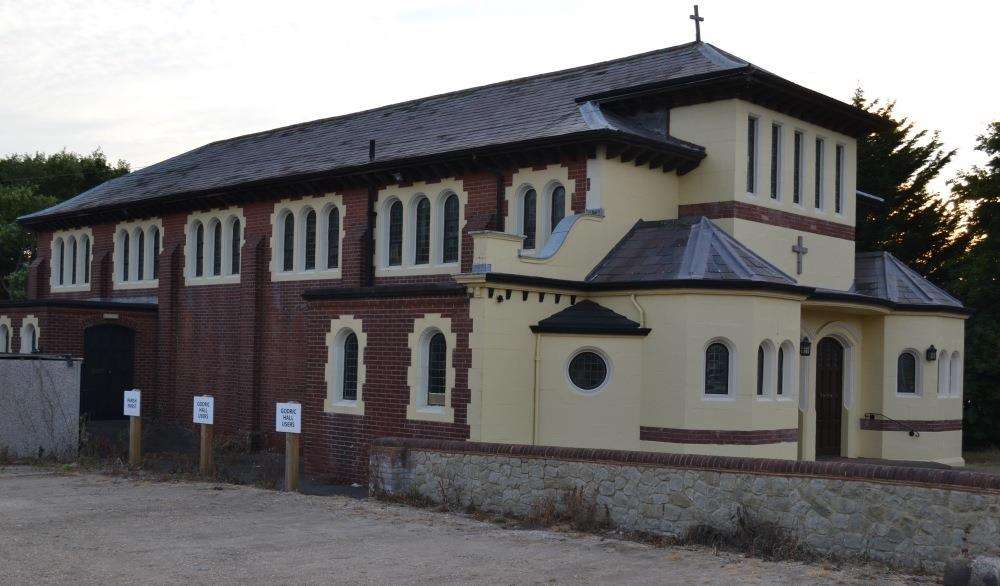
[792,236,809,275]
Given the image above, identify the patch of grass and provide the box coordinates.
[680,505,814,563]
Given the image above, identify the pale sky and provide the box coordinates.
[2,0,996,196]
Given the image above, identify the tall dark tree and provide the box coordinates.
[950,121,1000,448]
[0,149,129,299]
[854,89,968,286]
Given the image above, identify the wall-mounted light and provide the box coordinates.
[800,336,812,357]
[926,345,938,362]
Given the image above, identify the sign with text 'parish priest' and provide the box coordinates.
[123,389,140,417]
[276,402,301,434]
[193,396,214,425]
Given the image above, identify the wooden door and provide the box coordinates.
[81,324,135,420]
[815,337,844,457]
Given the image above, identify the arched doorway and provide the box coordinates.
[815,337,845,457]
[81,324,135,420]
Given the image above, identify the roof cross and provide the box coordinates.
[792,236,809,275]
[690,5,704,42]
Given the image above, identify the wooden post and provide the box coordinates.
[285,433,300,492]
[128,416,142,467]
[199,423,214,476]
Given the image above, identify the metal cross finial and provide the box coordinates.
[792,236,809,275]
[690,5,704,42]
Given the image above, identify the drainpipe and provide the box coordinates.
[531,329,540,445]
[630,294,645,328]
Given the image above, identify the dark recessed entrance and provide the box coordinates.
[81,324,135,421]
[815,337,844,457]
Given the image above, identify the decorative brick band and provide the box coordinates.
[860,418,962,432]
[639,426,798,445]
[679,201,855,241]
[372,437,1000,493]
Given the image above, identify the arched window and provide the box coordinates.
[757,344,766,396]
[56,238,65,285]
[230,219,241,275]
[442,194,459,263]
[136,229,146,281]
[121,231,131,281]
[897,351,917,394]
[304,209,317,270]
[938,351,951,397]
[705,342,730,395]
[326,207,339,269]
[550,185,565,232]
[426,332,447,406]
[950,352,962,397]
[0,324,10,353]
[211,221,222,276]
[777,342,794,397]
[282,212,295,272]
[69,237,78,284]
[522,188,536,249]
[388,200,403,266]
[342,332,359,401]
[195,222,205,277]
[82,235,91,283]
[149,228,159,280]
[22,323,37,354]
[414,197,431,265]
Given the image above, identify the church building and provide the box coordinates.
[1,35,968,481]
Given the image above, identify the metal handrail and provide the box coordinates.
[864,412,920,437]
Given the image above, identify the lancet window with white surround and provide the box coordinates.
[270,195,344,281]
[114,219,162,290]
[186,208,244,285]
[50,228,93,292]
[510,179,570,253]
[375,184,465,275]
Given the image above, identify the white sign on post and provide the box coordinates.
[123,389,141,417]
[276,402,301,434]
[193,395,214,425]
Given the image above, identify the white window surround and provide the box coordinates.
[756,339,776,400]
[19,315,39,354]
[564,346,613,395]
[504,165,573,253]
[406,314,456,423]
[949,351,963,398]
[50,228,93,292]
[702,337,738,401]
[186,207,245,286]
[375,180,465,276]
[270,195,344,282]
[895,348,923,397]
[0,316,12,353]
[114,219,163,290]
[777,340,797,401]
[324,315,366,415]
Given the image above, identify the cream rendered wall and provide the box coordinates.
[669,100,742,205]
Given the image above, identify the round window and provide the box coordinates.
[567,350,608,392]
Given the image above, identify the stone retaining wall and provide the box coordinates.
[370,438,1000,571]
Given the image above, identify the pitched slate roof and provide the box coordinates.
[531,300,650,336]
[852,252,962,308]
[587,216,796,285]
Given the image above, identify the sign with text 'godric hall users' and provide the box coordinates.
[276,402,301,434]
[193,396,214,425]
[123,389,141,417]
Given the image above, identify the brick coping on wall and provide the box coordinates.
[372,437,1000,494]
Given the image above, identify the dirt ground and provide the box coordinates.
[0,466,933,585]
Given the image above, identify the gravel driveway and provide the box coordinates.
[0,466,931,585]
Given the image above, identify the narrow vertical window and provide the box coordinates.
[427,332,447,406]
[137,230,145,281]
[282,213,294,272]
[835,144,845,214]
[27,324,37,353]
[195,222,205,277]
[122,232,130,281]
[149,229,159,280]
[442,194,459,264]
[230,219,240,275]
[342,332,358,401]
[0,325,9,353]
[550,185,565,231]
[815,138,825,209]
[414,198,431,265]
[82,235,91,283]
[757,344,765,396]
[211,222,222,275]
[705,342,730,395]
[897,352,917,394]
[326,208,339,269]
[777,346,786,396]
[57,240,65,285]
[70,238,78,284]
[746,116,758,194]
[305,209,317,270]
[388,201,403,266]
[522,188,536,249]
[793,131,803,204]
[770,123,781,200]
